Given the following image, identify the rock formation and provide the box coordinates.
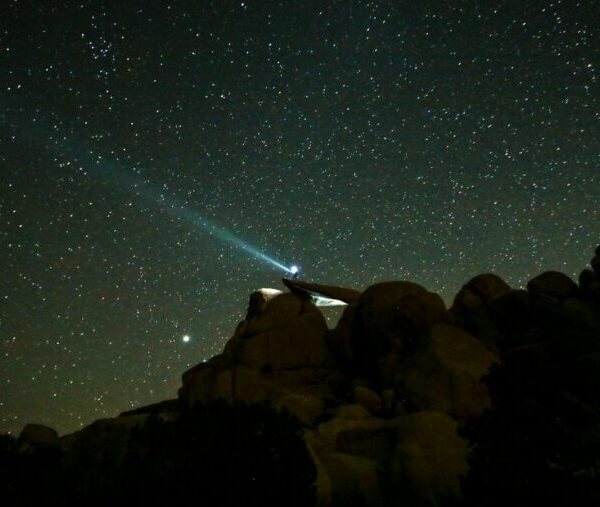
[179,289,340,426]
[178,280,496,505]
[17,424,59,450]
[6,245,600,506]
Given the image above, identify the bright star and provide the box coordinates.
[182,335,191,343]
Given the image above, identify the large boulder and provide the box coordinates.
[388,411,469,505]
[397,324,499,421]
[179,291,336,426]
[450,273,512,337]
[349,282,449,379]
[240,292,321,337]
[358,282,449,346]
[527,271,578,300]
[452,273,512,313]
[353,386,383,414]
[313,411,469,506]
[235,317,330,370]
[18,423,59,449]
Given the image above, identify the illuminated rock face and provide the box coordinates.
[179,291,338,427]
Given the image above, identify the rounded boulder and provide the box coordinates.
[527,271,578,300]
[397,324,499,421]
[452,273,511,314]
[355,282,449,360]
[18,423,59,448]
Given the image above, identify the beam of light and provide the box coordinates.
[110,174,293,273]
[3,105,293,274]
[138,183,293,273]
[179,210,293,273]
[91,164,294,272]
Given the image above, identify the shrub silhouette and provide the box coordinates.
[63,401,316,506]
[0,433,63,506]
[461,295,600,507]
[1,402,316,506]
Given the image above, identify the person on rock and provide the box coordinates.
[290,265,300,279]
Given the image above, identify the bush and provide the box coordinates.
[109,401,317,506]
[0,402,317,506]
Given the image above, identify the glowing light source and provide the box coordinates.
[290,265,299,274]
[182,335,191,343]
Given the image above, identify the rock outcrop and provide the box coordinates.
[18,423,60,450]
[176,247,600,506]
[527,270,579,300]
[176,279,493,505]
[8,245,600,507]
[330,281,451,381]
[396,324,498,421]
[179,290,339,426]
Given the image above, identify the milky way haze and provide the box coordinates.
[1,1,598,434]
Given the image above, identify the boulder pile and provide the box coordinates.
[13,245,600,506]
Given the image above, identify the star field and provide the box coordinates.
[1,1,598,435]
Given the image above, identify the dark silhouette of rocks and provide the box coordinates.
[527,270,579,300]
[2,245,600,506]
[579,247,600,303]
[17,424,59,450]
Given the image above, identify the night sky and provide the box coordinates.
[1,1,598,435]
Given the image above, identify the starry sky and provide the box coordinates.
[1,0,598,435]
